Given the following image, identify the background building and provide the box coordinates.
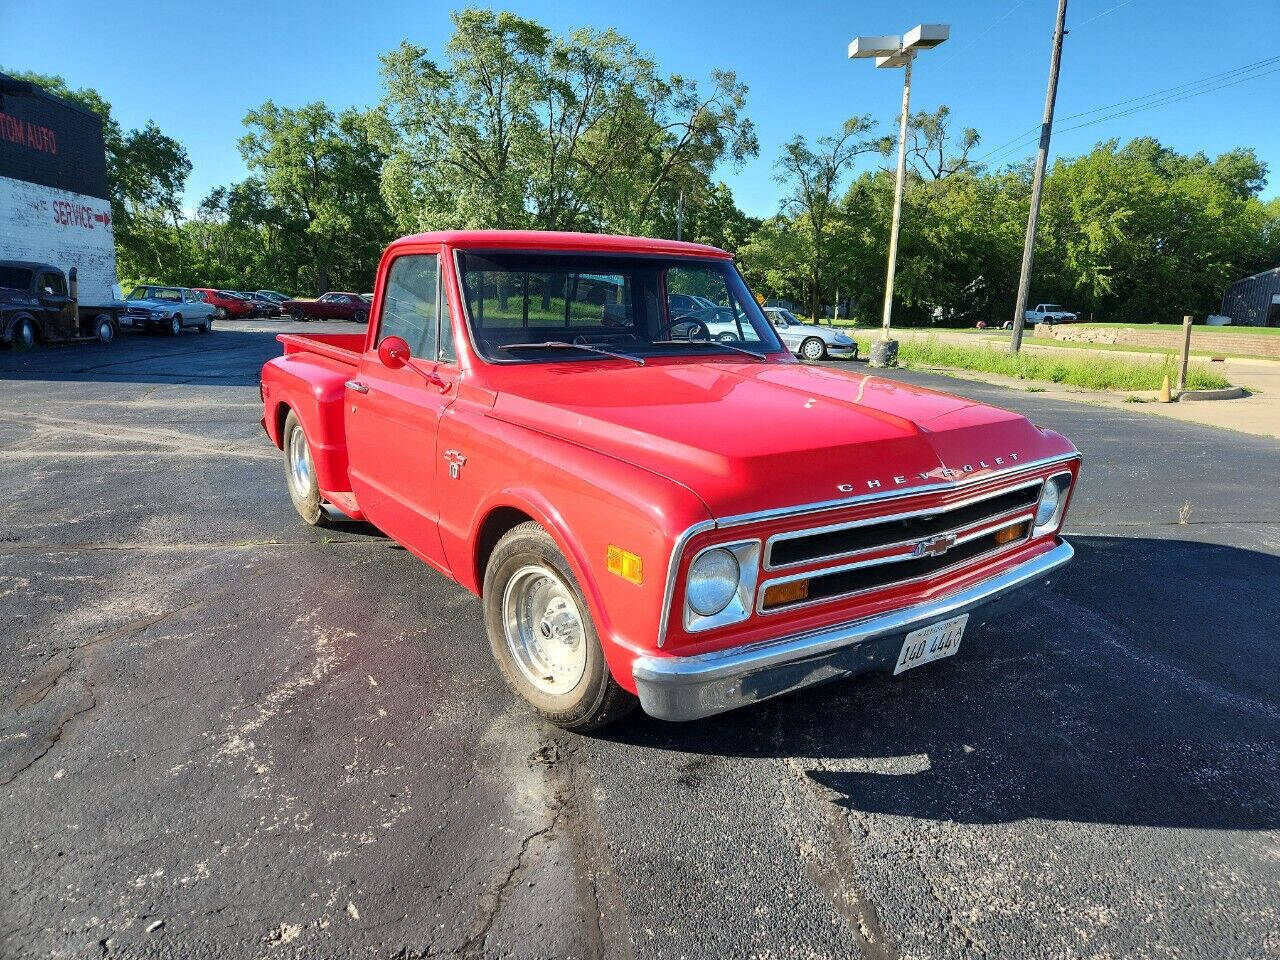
[0,72,119,305]
[1219,266,1280,327]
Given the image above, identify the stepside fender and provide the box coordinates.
[260,352,355,494]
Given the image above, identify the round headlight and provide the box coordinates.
[687,548,740,617]
[1035,480,1061,527]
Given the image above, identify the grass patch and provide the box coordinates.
[852,335,1231,392]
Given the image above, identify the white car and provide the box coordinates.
[763,307,858,361]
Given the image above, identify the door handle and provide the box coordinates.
[345,380,369,394]
[423,371,453,393]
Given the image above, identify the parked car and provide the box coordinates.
[280,291,370,323]
[763,298,797,312]
[1,261,123,347]
[192,288,253,320]
[235,291,281,317]
[764,307,858,361]
[256,290,292,304]
[260,229,1080,731]
[1024,303,1077,325]
[120,285,216,335]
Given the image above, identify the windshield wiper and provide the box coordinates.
[498,341,645,366]
[652,339,768,361]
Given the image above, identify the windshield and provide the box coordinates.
[458,252,782,362]
[1043,304,1064,311]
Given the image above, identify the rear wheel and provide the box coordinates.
[215,306,227,320]
[199,316,212,334]
[800,337,826,361]
[282,410,331,527]
[484,522,636,731]
[352,309,368,324]
[290,308,306,322]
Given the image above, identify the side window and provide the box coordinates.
[40,273,66,296]
[378,254,440,361]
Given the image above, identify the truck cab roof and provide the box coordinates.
[387,229,733,260]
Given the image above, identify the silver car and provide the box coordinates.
[120,285,218,336]
[764,307,858,361]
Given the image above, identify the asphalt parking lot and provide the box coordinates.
[2,321,1278,960]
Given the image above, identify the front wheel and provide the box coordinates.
[95,315,116,344]
[168,315,182,336]
[484,522,636,731]
[282,410,331,527]
[13,317,37,349]
[215,307,227,320]
[800,337,826,361]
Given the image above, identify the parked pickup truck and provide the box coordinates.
[1,260,124,347]
[1024,303,1077,325]
[261,230,1080,730]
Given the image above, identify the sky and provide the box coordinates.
[4,0,1278,215]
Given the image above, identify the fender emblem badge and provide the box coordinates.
[444,450,467,479]
[913,533,956,558]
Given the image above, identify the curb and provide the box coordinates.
[1177,386,1246,402]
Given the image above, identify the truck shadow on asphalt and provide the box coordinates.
[607,535,1280,830]
[0,330,278,387]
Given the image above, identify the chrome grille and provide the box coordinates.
[764,479,1042,570]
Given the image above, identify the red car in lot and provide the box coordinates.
[192,288,253,320]
[280,291,369,323]
[260,230,1079,730]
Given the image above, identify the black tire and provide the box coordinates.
[199,316,212,334]
[168,315,182,336]
[95,315,116,344]
[290,308,306,322]
[800,337,826,361]
[12,316,37,350]
[483,522,637,731]
[352,310,368,324]
[282,410,331,527]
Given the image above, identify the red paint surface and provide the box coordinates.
[261,231,1079,691]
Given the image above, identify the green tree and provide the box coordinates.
[238,101,395,293]
[773,116,886,319]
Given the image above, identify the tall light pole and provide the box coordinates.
[850,24,949,367]
[1009,0,1068,353]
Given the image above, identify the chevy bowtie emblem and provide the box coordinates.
[444,449,467,479]
[914,533,956,558]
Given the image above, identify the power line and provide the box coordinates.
[1074,0,1137,28]
[974,54,1280,166]
[934,0,1031,71]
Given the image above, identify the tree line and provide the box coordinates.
[8,7,1279,324]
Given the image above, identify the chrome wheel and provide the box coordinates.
[96,317,114,343]
[502,564,588,696]
[287,426,313,497]
[17,319,36,348]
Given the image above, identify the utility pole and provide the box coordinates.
[1009,0,1068,354]
[676,189,684,242]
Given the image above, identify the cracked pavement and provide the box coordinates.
[1,321,1277,958]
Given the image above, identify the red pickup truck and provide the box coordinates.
[261,230,1079,730]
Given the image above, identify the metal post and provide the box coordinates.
[880,51,913,340]
[676,189,684,242]
[1178,315,1193,392]
[1009,0,1068,354]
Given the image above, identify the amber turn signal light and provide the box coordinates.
[762,578,809,609]
[994,522,1028,546]
[606,545,643,584]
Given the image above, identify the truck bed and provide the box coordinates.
[276,332,365,364]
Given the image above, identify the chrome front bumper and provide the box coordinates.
[632,539,1073,721]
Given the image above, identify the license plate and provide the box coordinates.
[894,614,968,675]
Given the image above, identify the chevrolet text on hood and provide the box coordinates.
[841,453,1023,493]
[259,230,1080,731]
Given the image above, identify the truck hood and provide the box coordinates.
[488,360,1075,519]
